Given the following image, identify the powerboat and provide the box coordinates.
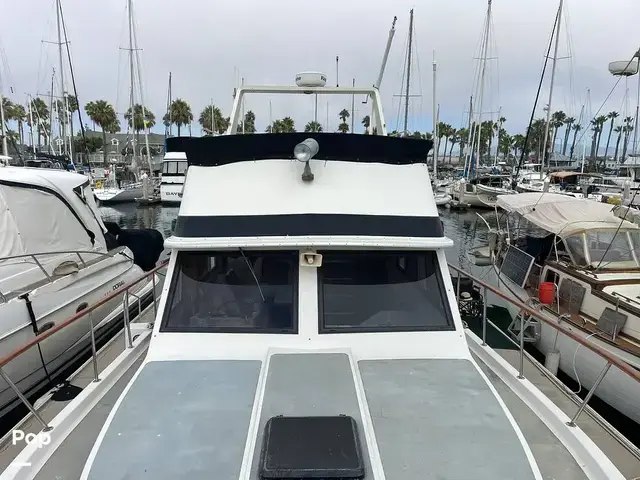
[487,192,640,424]
[159,151,187,204]
[452,174,515,208]
[1,74,630,480]
[0,167,162,418]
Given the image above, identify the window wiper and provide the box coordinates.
[239,248,265,302]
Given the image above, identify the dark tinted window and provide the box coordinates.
[161,251,297,333]
[318,251,454,333]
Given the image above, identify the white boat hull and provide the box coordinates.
[160,182,183,204]
[94,186,143,204]
[0,255,155,417]
[496,269,640,424]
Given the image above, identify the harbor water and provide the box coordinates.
[99,203,640,448]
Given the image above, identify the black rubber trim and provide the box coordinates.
[173,214,445,238]
[0,179,96,245]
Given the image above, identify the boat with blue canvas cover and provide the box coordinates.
[0,74,635,480]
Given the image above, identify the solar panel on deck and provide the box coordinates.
[500,245,535,288]
[259,415,364,479]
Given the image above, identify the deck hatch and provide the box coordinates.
[259,415,364,479]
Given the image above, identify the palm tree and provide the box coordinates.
[594,115,608,162]
[613,125,623,162]
[338,122,349,133]
[589,118,600,159]
[199,105,229,134]
[550,111,566,153]
[65,95,79,144]
[163,99,193,136]
[85,100,120,166]
[9,104,26,145]
[361,115,370,134]
[457,127,469,160]
[569,123,582,160]
[447,128,458,163]
[495,116,506,158]
[481,120,495,161]
[125,104,155,147]
[338,109,350,123]
[499,132,513,161]
[603,111,619,162]
[512,134,525,160]
[29,97,50,149]
[621,116,635,161]
[242,111,256,133]
[561,117,575,155]
[304,121,323,132]
[437,121,449,157]
[280,117,296,132]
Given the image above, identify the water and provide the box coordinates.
[103,203,639,446]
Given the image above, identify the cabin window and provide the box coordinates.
[160,251,298,333]
[317,251,454,333]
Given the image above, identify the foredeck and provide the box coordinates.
[2,327,638,479]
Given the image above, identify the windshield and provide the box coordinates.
[318,251,454,333]
[161,251,297,333]
[564,230,640,269]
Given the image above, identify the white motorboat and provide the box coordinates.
[0,167,162,417]
[434,192,451,206]
[159,151,187,204]
[452,175,515,208]
[0,74,631,480]
[488,192,640,424]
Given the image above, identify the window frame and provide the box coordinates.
[316,250,456,334]
[160,250,300,334]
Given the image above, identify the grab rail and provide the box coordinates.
[448,262,640,432]
[0,259,168,432]
[0,248,128,303]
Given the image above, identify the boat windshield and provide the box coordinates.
[318,251,454,333]
[564,229,640,270]
[163,160,188,175]
[161,250,298,333]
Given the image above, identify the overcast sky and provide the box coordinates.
[1,0,639,137]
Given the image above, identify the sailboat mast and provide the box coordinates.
[432,50,438,179]
[403,8,414,134]
[0,71,7,156]
[474,0,492,176]
[542,0,563,169]
[56,0,66,154]
[166,72,172,137]
[351,78,355,134]
[634,48,640,154]
[128,0,136,166]
[27,95,35,150]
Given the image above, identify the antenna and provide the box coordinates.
[336,56,339,87]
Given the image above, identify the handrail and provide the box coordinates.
[0,259,168,369]
[448,263,640,384]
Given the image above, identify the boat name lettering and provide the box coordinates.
[112,280,125,291]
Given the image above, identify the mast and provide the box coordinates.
[241,77,245,134]
[474,0,492,176]
[463,95,473,175]
[55,0,66,154]
[127,0,136,167]
[27,95,35,150]
[432,50,438,179]
[0,71,7,156]
[495,106,502,166]
[403,8,414,134]
[165,72,172,137]
[130,2,151,171]
[634,48,640,154]
[351,78,355,133]
[49,72,55,154]
[542,0,563,169]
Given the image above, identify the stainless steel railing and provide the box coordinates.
[449,263,640,420]
[0,260,168,432]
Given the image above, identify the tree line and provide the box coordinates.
[2,95,635,170]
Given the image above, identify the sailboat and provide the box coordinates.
[452,0,515,208]
[93,0,152,204]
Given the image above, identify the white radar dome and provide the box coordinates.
[295,72,327,88]
[608,60,639,76]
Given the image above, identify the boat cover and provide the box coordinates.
[497,193,638,236]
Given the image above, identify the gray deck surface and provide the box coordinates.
[34,355,144,480]
[359,358,537,480]
[485,348,640,479]
[250,353,373,480]
[86,360,261,480]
